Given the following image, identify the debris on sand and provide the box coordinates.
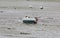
[7,28,11,30]
[0,11,4,13]
[28,5,33,8]
[20,32,30,35]
[40,6,43,9]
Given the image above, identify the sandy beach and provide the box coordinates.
[0,0,60,38]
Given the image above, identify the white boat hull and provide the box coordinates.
[22,17,37,24]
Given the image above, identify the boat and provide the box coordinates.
[22,16,38,24]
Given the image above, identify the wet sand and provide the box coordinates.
[0,1,60,38]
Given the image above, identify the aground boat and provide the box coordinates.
[22,16,38,24]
